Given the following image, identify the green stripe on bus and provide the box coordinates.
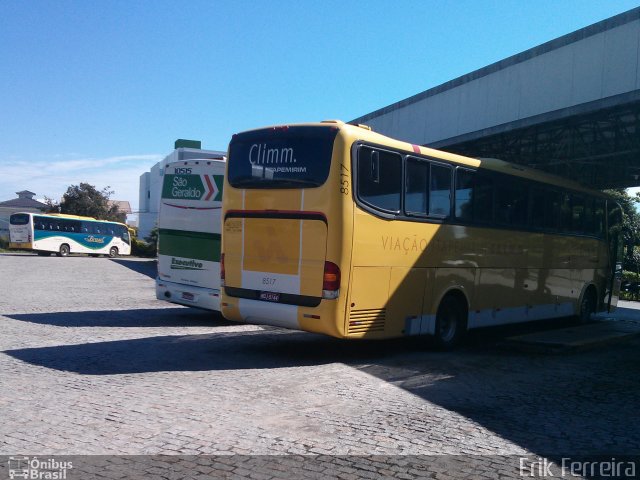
[158,229,221,262]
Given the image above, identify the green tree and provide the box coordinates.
[145,227,158,246]
[603,189,640,270]
[43,196,61,213]
[60,183,125,222]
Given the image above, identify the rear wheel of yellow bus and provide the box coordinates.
[434,295,467,350]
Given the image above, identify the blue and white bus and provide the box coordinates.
[9,212,131,257]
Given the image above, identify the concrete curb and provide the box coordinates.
[501,320,640,354]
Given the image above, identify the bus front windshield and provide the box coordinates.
[227,126,338,189]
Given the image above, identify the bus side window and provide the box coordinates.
[530,187,546,229]
[357,146,402,213]
[473,174,494,224]
[494,183,515,225]
[559,194,573,232]
[571,195,586,234]
[595,199,606,237]
[546,191,562,231]
[583,197,595,235]
[405,157,428,216]
[429,163,452,217]
[493,178,528,227]
[455,168,474,222]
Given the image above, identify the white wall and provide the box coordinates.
[357,16,640,146]
[0,207,43,238]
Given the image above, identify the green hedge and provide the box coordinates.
[620,271,640,301]
[131,238,156,258]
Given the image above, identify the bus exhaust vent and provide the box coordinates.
[348,309,386,334]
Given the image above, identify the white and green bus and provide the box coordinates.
[9,212,131,257]
[156,158,225,310]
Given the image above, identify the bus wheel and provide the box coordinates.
[434,295,467,350]
[108,247,118,258]
[57,244,70,257]
[577,287,596,324]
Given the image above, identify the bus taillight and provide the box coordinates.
[220,253,225,287]
[322,261,340,299]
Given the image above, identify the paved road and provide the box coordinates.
[1,253,639,478]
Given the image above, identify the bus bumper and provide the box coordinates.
[221,295,345,338]
[9,242,32,249]
[156,278,220,312]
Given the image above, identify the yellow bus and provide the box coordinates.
[220,120,621,348]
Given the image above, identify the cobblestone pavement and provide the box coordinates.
[1,254,639,478]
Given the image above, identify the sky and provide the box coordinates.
[1,0,639,213]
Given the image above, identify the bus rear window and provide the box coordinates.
[227,126,338,188]
[10,214,29,225]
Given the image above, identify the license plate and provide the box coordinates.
[259,291,280,302]
[181,292,195,301]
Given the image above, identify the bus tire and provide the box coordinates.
[108,247,119,258]
[577,287,596,324]
[57,244,70,257]
[434,294,467,350]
